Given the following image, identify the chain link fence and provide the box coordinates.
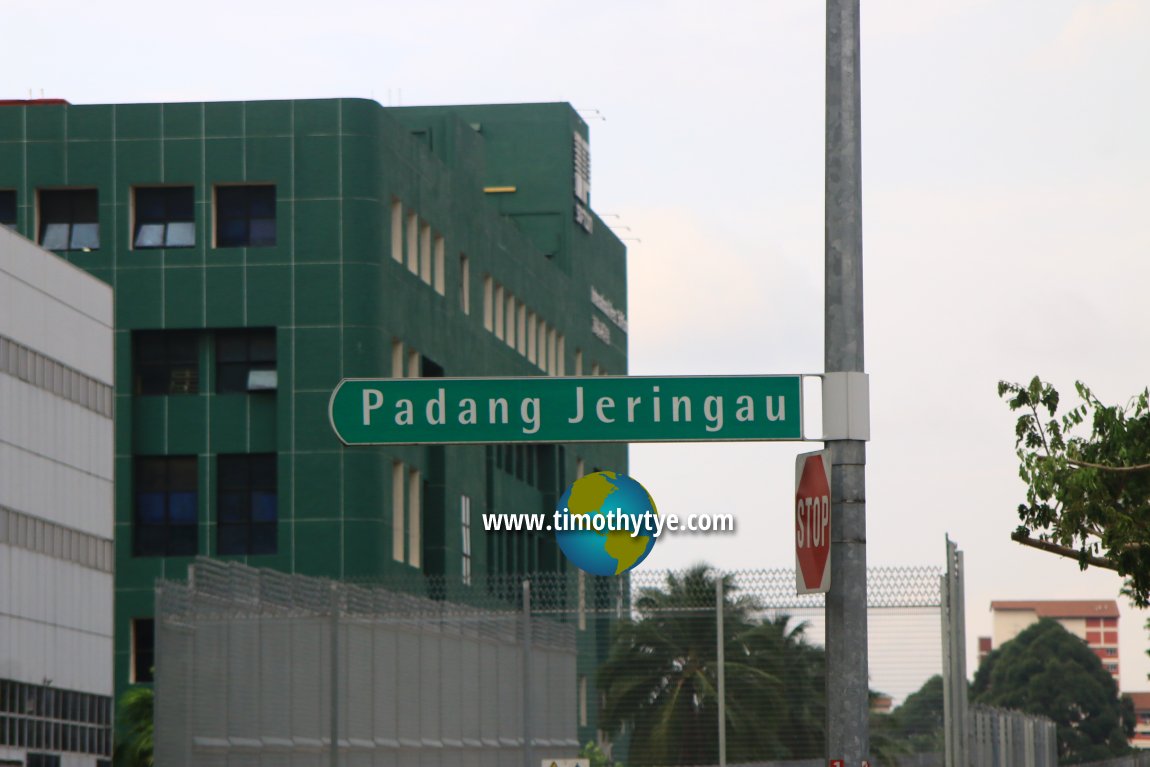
[155,559,955,767]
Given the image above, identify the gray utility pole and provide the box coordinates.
[824,0,868,764]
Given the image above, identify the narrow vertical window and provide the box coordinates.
[482,275,493,330]
[407,468,422,568]
[433,234,446,295]
[517,304,527,356]
[537,319,548,372]
[407,348,420,379]
[391,340,404,378]
[493,284,505,340]
[419,222,432,284]
[406,211,419,274]
[390,199,404,263]
[461,495,472,585]
[505,295,517,348]
[576,457,586,478]
[575,348,583,376]
[459,254,470,314]
[557,335,566,376]
[131,619,155,683]
[526,312,537,364]
[547,328,558,376]
[0,190,18,229]
[392,461,405,562]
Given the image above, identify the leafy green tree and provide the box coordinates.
[597,566,825,766]
[113,686,154,767]
[972,619,1133,763]
[581,740,624,767]
[999,377,1150,605]
[887,674,945,752]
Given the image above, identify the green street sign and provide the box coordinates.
[329,375,802,445]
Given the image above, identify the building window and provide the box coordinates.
[461,495,472,585]
[134,331,199,395]
[526,312,537,364]
[26,753,62,767]
[419,222,432,284]
[133,456,198,557]
[0,190,15,229]
[407,468,422,568]
[493,283,505,339]
[38,189,99,251]
[391,339,405,378]
[406,211,419,274]
[482,275,493,330]
[1104,631,1118,645]
[216,329,276,393]
[134,186,195,248]
[217,454,277,555]
[215,185,276,247]
[517,303,527,356]
[390,199,404,263]
[505,294,517,348]
[392,461,405,562]
[131,618,155,683]
[434,234,446,295]
[459,254,470,314]
[1103,617,1118,627]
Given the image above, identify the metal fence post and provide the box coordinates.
[330,581,340,767]
[716,575,726,767]
[523,578,533,767]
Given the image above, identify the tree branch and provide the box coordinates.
[1010,531,1119,571]
[1068,459,1150,472]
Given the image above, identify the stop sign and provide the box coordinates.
[795,450,832,594]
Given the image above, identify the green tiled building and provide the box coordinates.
[0,98,628,724]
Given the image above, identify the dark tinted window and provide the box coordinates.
[134,456,198,557]
[38,189,99,250]
[217,454,278,555]
[132,619,155,683]
[216,329,276,393]
[134,186,195,248]
[134,330,199,395]
[216,185,276,247]
[0,190,15,228]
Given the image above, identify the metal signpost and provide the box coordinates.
[825,0,868,764]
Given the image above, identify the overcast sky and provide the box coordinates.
[7,0,1149,692]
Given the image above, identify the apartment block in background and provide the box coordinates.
[987,600,1121,683]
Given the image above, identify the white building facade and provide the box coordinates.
[0,226,114,767]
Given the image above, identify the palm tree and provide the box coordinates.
[113,686,154,767]
[598,566,825,766]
